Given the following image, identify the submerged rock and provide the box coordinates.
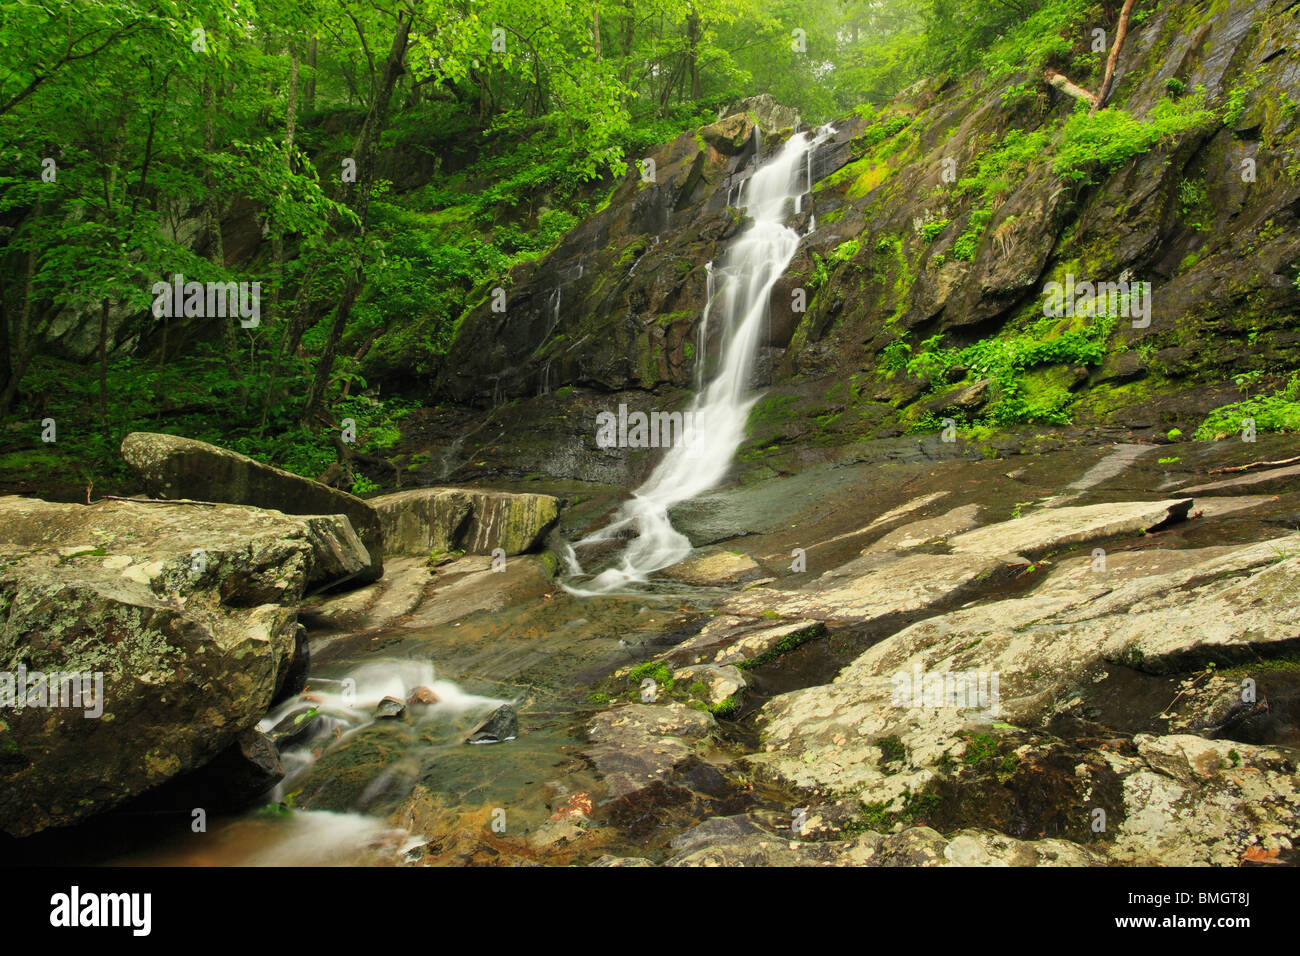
[584,703,716,799]
[374,696,407,720]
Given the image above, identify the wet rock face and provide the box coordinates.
[121,432,383,582]
[726,94,802,134]
[0,496,359,836]
[436,101,857,408]
[434,0,1298,448]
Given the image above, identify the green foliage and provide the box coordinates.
[952,208,993,261]
[958,129,1051,203]
[1195,373,1300,440]
[921,219,951,243]
[939,0,1090,79]
[880,339,913,374]
[903,312,1115,426]
[1053,96,1217,182]
[807,239,863,292]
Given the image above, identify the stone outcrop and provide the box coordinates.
[370,487,559,557]
[0,495,368,836]
[121,432,383,582]
[425,0,1299,475]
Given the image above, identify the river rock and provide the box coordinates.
[657,548,764,586]
[407,686,440,706]
[726,93,801,133]
[466,704,519,744]
[120,431,383,582]
[672,664,745,709]
[267,706,326,750]
[0,495,362,836]
[374,696,407,720]
[371,487,560,557]
[143,728,284,812]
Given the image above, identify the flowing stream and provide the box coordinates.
[565,125,835,593]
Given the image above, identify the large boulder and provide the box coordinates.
[0,495,368,836]
[120,432,383,582]
[725,93,801,133]
[370,487,560,557]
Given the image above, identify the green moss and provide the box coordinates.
[877,735,907,768]
[628,660,674,693]
[961,733,999,767]
[952,208,993,261]
[709,694,740,719]
[737,624,821,669]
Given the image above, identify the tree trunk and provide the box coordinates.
[301,16,412,426]
[0,231,36,420]
[98,298,110,440]
[1092,0,1137,116]
[621,0,635,80]
[1046,70,1098,107]
[202,74,234,364]
[305,36,317,111]
[261,42,301,431]
[687,15,701,100]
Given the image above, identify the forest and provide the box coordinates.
[3,0,1300,883]
[1,0,961,493]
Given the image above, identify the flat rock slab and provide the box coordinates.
[1181,463,1300,495]
[585,703,716,800]
[946,498,1193,557]
[0,495,370,599]
[370,487,559,556]
[658,547,764,586]
[121,432,383,582]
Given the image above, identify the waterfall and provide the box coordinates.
[566,125,835,594]
[696,261,714,392]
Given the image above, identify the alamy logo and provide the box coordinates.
[49,886,151,936]
[891,666,1000,715]
[595,404,700,451]
[0,665,104,718]
[151,273,260,328]
[1042,273,1152,328]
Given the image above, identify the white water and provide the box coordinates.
[258,659,507,797]
[567,126,835,594]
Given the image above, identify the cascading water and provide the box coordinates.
[565,125,836,594]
